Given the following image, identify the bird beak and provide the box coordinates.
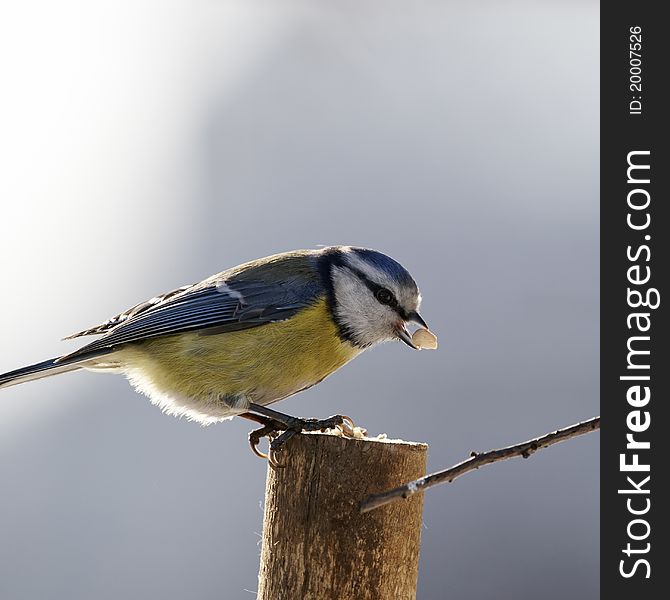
[396,311,429,349]
[407,311,428,330]
[396,324,418,349]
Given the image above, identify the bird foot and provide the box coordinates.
[246,413,356,468]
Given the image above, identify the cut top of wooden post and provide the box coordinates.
[257,432,428,600]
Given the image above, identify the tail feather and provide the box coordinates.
[0,357,84,389]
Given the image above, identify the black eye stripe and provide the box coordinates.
[345,266,407,315]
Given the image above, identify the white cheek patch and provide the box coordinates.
[331,266,397,347]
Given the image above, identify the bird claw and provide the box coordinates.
[250,442,269,461]
[268,447,284,469]
[247,413,357,468]
[248,422,281,462]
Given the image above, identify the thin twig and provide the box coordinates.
[360,416,600,513]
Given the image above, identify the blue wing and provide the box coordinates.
[58,262,323,363]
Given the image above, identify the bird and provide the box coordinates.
[0,246,436,462]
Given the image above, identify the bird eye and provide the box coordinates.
[375,288,395,306]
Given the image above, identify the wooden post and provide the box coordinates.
[257,432,428,600]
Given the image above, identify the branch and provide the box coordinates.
[360,416,600,513]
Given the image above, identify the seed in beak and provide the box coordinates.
[411,328,438,350]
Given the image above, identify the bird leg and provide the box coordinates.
[240,404,355,467]
[248,403,351,438]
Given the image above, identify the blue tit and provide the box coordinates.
[0,246,435,457]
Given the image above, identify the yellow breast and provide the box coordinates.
[115,298,361,421]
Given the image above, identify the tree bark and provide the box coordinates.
[257,432,428,600]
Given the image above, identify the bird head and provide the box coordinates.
[318,246,431,349]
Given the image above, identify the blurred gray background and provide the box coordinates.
[0,1,599,598]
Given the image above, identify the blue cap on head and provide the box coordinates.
[350,247,418,292]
